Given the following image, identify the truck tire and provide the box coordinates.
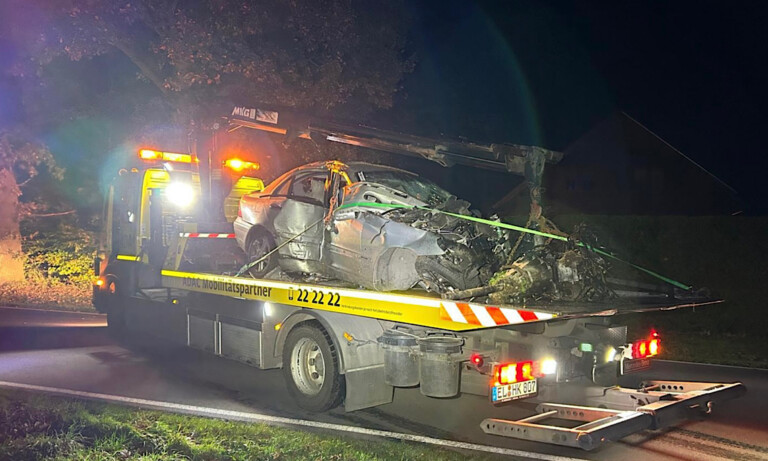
[246,229,278,278]
[104,280,126,336]
[106,307,126,335]
[283,324,344,412]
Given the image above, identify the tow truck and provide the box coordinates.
[93,107,745,451]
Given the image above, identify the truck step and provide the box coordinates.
[481,380,746,450]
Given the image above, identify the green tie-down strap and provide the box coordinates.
[336,201,692,291]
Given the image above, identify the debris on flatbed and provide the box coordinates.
[487,242,614,304]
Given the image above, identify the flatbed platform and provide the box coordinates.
[160,269,721,332]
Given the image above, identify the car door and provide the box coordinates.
[326,171,372,285]
[271,169,329,273]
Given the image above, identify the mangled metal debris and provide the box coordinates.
[234,160,622,303]
[486,243,614,304]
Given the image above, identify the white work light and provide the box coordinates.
[541,359,558,375]
[165,182,196,208]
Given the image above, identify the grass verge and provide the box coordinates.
[0,280,95,313]
[624,312,768,369]
[0,390,486,461]
[653,331,768,369]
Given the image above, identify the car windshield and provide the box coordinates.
[358,169,453,205]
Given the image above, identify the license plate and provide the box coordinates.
[491,379,537,404]
[622,357,652,374]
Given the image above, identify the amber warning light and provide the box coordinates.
[223,158,260,172]
[138,149,195,164]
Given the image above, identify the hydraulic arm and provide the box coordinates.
[226,106,563,174]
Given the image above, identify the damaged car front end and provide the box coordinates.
[234,160,510,293]
[335,183,510,292]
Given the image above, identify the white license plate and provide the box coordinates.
[491,379,537,403]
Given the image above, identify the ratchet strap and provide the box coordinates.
[337,201,691,291]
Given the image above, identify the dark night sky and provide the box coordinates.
[374,1,768,212]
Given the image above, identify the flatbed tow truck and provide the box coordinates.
[93,107,745,451]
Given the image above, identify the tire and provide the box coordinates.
[106,308,126,335]
[104,279,126,336]
[246,229,278,278]
[282,324,344,412]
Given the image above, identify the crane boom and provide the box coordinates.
[227,106,563,174]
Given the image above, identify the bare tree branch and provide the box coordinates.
[27,210,76,218]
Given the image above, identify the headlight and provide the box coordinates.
[165,182,196,208]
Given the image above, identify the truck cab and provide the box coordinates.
[93,149,263,314]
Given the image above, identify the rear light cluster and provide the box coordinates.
[495,360,544,385]
[630,332,661,359]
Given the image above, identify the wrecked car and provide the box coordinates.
[234,160,509,293]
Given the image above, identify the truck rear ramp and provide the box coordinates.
[482,380,746,450]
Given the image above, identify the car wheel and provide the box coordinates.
[283,324,345,412]
[246,229,278,278]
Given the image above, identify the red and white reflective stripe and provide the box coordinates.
[179,233,236,239]
[439,301,554,327]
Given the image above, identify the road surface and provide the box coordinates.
[0,306,766,460]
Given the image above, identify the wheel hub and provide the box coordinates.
[248,239,270,271]
[290,337,325,395]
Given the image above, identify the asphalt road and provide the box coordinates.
[0,306,766,460]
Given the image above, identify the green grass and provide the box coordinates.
[0,280,95,313]
[0,390,489,461]
[658,332,768,369]
[623,310,768,369]
[545,214,768,369]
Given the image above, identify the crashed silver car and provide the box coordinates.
[234,160,508,293]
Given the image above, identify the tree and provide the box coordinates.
[0,0,414,282]
[3,0,415,192]
[0,129,62,282]
[7,0,413,126]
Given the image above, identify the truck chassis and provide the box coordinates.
[97,237,745,450]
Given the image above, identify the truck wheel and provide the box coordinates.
[283,324,344,412]
[106,308,126,335]
[246,229,278,278]
[104,280,126,335]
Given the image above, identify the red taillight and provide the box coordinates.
[495,360,538,385]
[470,353,484,368]
[631,334,661,359]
